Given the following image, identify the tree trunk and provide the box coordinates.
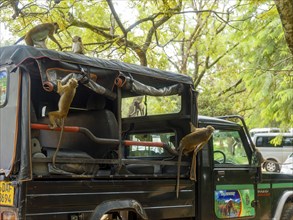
[274,0,293,56]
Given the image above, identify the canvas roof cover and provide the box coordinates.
[0,45,193,85]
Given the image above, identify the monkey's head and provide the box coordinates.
[72,36,82,43]
[206,125,215,134]
[68,78,78,88]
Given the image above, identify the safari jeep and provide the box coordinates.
[0,45,292,220]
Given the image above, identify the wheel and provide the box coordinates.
[281,203,293,220]
[264,160,280,172]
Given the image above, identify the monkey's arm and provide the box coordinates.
[57,80,64,94]
[49,35,62,50]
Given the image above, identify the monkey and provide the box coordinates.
[176,124,215,198]
[72,36,85,54]
[253,148,280,171]
[128,96,145,117]
[48,78,78,166]
[134,98,145,116]
[14,23,62,50]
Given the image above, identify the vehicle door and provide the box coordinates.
[282,135,293,163]
[211,126,257,219]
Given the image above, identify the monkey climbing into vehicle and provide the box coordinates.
[176,124,215,198]
[14,22,62,50]
[48,78,78,167]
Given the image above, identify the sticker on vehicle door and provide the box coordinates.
[214,189,255,218]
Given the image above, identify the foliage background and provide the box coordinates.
[0,0,292,129]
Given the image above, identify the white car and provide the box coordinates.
[249,128,281,137]
[252,133,293,172]
[281,153,293,175]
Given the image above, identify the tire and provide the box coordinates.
[281,203,293,220]
[264,160,279,172]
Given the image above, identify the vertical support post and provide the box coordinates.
[117,87,124,171]
[190,87,198,127]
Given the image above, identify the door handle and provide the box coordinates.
[217,170,225,181]
[217,170,225,177]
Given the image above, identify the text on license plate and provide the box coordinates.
[0,181,14,206]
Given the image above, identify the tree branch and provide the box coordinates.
[218,79,243,97]
[106,0,127,36]
[208,42,239,68]
[126,13,160,33]
[68,16,147,66]
[227,88,246,98]
[142,0,182,52]
[194,42,240,88]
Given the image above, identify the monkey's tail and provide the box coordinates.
[52,118,65,168]
[176,147,183,199]
[14,35,25,45]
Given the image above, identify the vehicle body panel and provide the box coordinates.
[19,179,195,219]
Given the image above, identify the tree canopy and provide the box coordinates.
[0,0,292,129]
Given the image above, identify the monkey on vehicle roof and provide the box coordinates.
[72,35,85,54]
[14,23,62,50]
[176,124,215,198]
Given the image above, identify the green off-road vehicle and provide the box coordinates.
[0,45,292,219]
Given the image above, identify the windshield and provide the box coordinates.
[122,95,181,118]
[213,130,249,165]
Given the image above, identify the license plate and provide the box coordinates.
[0,181,14,206]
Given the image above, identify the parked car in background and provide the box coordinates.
[252,133,293,172]
[281,153,293,175]
[249,128,281,138]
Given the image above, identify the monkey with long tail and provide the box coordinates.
[176,124,215,198]
[48,78,78,167]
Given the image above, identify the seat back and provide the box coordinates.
[39,95,119,158]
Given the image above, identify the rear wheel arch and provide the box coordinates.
[89,199,148,220]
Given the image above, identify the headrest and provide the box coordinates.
[86,94,106,110]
